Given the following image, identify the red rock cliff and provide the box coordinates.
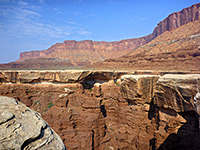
[19,35,152,62]
[151,3,200,38]
[13,3,200,67]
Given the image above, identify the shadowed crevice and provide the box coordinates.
[92,130,94,150]
[100,105,107,117]
[21,125,47,150]
[157,111,200,150]
[148,98,160,129]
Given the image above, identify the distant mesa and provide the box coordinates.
[93,19,200,72]
[0,3,200,70]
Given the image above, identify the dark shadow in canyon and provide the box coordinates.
[81,74,109,89]
[92,130,94,150]
[148,99,160,130]
[66,100,69,108]
[147,98,200,150]
[100,104,107,117]
[149,138,157,150]
[157,111,200,150]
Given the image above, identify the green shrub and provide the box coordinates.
[47,101,54,108]
[34,100,40,106]
[114,82,120,86]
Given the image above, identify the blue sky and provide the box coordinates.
[0,0,199,63]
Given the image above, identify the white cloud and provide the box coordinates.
[17,1,40,11]
[0,0,91,40]
[0,0,11,2]
[64,32,71,36]
[18,1,29,6]
[20,8,40,17]
[38,0,44,3]
[53,7,62,14]
[139,17,147,21]
[68,21,81,25]
[108,0,119,5]
[77,30,91,35]
[74,0,82,3]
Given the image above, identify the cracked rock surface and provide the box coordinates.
[0,96,66,150]
[0,73,200,149]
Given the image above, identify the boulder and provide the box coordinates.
[121,75,160,104]
[0,96,66,150]
[154,74,200,112]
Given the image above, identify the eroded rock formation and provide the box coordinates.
[154,74,200,150]
[0,96,66,150]
[95,20,200,71]
[151,3,200,38]
[0,3,199,69]
[0,70,132,84]
[0,70,199,149]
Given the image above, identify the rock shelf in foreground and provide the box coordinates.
[0,70,199,149]
[0,96,66,150]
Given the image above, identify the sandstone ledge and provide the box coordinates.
[0,70,198,84]
[0,71,200,149]
[0,70,134,84]
[121,74,200,113]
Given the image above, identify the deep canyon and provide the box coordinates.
[0,70,200,149]
[0,3,200,150]
[0,3,199,69]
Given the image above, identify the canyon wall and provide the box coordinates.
[19,37,151,61]
[152,3,200,38]
[94,19,200,71]
[0,70,200,149]
[13,3,200,68]
[17,36,152,67]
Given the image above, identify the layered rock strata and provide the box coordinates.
[18,3,200,63]
[0,3,199,69]
[0,70,199,149]
[0,70,133,84]
[0,96,66,150]
[95,20,200,71]
[151,3,200,38]
[153,74,200,150]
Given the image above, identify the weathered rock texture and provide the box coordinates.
[0,70,133,84]
[0,70,199,149]
[154,74,200,112]
[121,75,160,104]
[18,36,151,63]
[0,96,66,150]
[154,74,200,150]
[95,19,200,71]
[0,3,199,69]
[151,3,200,38]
